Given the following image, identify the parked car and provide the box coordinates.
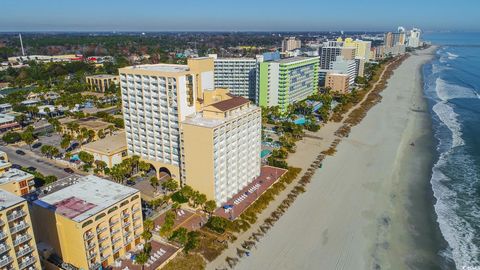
[32,142,42,149]
[11,164,21,169]
[63,168,74,174]
[26,166,37,172]
[15,150,26,155]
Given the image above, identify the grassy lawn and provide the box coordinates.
[162,253,206,270]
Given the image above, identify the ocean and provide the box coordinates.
[423,32,480,270]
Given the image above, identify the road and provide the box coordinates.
[1,145,72,179]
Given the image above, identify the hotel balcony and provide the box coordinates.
[0,231,7,240]
[113,246,122,254]
[0,256,12,268]
[99,244,110,253]
[16,245,33,258]
[7,210,26,222]
[84,232,95,241]
[87,251,97,260]
[10,222,29,234]
[111,237,121,245]
[85,241,95,250]
[18,256,36,269]
[13,235,31,246]
[0,244,10,254]
[111,228,120,235]
[122,222,130,228]
[96,226,108,235]
[98,236,108,244]
[109,219,119,227]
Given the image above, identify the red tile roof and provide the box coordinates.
[210,96,249,111]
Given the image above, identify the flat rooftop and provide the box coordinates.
[273,56,318,64]
[183,104,258,128]
[34,175,138,223]
[83,132,127,154]
[124,64,189,73]
[0,168,33,185]
[87,74,118,79]
[0,189,25,210]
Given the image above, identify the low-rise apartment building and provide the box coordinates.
[82,132,128,168]
[86,74,119,92]
[31,175,143,270]
[325,73,350,93]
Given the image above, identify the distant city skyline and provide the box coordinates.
[1,0,479,32]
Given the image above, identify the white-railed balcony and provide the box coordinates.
[122,222,131,228]
[99,244,110,253]
[16,245,33,258]
[0,244,9,254]
[84,232,95,241]
[111,237,121,245]
[0,256,12,268]
[13,235,31,246]
[0,231,7,240]
[7,210,26,222]
[85,241,95,250]
[19,256,36,269]
[96,226,108,235]
[10,222,29,234]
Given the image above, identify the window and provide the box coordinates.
[108,206,118,214]
[95,213,106,221]
[82,220,93,228]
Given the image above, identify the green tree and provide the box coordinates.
[20,131,35,149]
[2,132,21,144]
[204,200,217,216]
[149,176,159,190]
[192,192,207,208]
[60,135,71,149]
[45,175,58,184]
[184,231,200,253]
[161,179,179,193]
[78,151,94,165]
[169,227,188,245]
[135,252,149,270]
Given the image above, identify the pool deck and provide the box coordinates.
[214,166,287,220]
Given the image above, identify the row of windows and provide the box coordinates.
[81,194,139,228]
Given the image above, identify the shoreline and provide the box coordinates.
[211,47,444,270]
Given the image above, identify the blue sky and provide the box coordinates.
[1,0,478,32]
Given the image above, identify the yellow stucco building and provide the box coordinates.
[31,175,143,270]
[0,189,42,270]
[0,151,35,196]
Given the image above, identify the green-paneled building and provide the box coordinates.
[257,56,319,112]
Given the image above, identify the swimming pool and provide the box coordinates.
[260,149,272,158]
[293,117,306,125]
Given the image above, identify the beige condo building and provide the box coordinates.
[31,175,143,270]
[119,57,262,205]
[86,74,119,92]
[0,189,42,270]
[325,73,350,93]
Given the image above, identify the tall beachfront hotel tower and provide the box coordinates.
[258,56,319,112]
[119,58,261,205]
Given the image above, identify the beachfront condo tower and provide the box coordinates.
[257,56,319,112]
[0,189,42,270]
[209,54,257,101]
[119,57,262,205]
[181,89,261,204]
[31,175,143,270]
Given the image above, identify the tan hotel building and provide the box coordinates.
[86,74,119,92]
[325,73,350,93]
[119,57,261,205]
[31,175,143,270]
[0,189,42,270]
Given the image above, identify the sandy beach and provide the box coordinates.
[223,47,449,270]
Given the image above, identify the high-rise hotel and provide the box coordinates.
[119,57,261,205]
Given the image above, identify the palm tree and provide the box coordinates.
[135,252,149,270]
